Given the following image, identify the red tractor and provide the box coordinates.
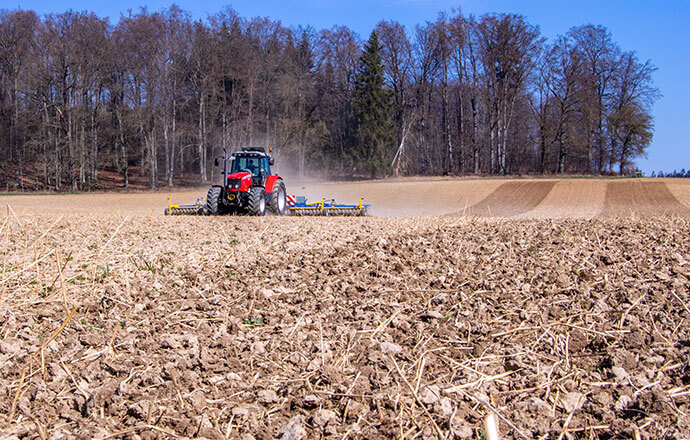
[205,147,287,216]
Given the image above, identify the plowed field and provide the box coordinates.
[0,178,689,440]
[456,181,557,217]
[600,181,690,218]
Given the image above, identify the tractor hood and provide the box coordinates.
[226,171,253,191]
[227,171,252,180]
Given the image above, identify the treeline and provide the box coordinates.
[652,170,690,178]
[0,6,659,190]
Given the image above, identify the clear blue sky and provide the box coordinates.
[9,0,690,175]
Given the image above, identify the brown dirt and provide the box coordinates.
[453,180,557,217]
[2,179,505,218]
[0,190,204,215]
[666,179,690,209]
[600,180,690,218]
[517,179,608,219]
[0,212,688,439]
[5,177,689,220]
[291,178,503,217]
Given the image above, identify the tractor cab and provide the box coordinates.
[208,146,285,216]
[229,153,272,185]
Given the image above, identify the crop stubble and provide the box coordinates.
[0,201,689,439]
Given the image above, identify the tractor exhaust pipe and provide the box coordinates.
[223,148,228,184]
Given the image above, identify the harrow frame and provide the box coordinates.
[287,196,370,216]
[164,198,205,215]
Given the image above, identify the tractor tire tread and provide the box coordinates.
[206,187,221,215]
[248,187,266,216]
[269,180,286,215]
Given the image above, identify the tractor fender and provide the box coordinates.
[265,175,283,194]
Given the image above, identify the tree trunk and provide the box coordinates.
[540,129,547,174]
[456,87,463,174]
[163,112,170,187]
[117,110,128,189]
[597,95,605,173]
[586,120,593,173]
[80,114,86,188]
[42,103,51,187]
[557,140,565,174]
[171,96,176,186]
[67,108,76,190]
[198,92,206,184]
[442,73,452,174]
[148,130,157,189]
[392,116,410,176]
[247,81,254,145]
[54,110,61,190]
[12,75,20,189]
[471,95,479,174]
[91,100,98,188]
[490,123,496,174]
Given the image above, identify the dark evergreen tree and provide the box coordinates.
[350,31,395,178]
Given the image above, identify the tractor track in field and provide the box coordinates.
[600,180,690,218]
[517,179,607,219]
[452,180,557,217]
[667,180,690,209]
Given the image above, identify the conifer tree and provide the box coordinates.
[351,31,395,178]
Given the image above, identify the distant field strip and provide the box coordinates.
[3,178,690,219]
[600,181,690,218]
[518,180,607,219]
[459,181,557,217]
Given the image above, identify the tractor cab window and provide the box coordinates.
[261,157,271,176]
[231,156,263,177]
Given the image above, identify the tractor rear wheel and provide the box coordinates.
[248,187,266,216]
[269,180,287,215]
[205,187,221,215]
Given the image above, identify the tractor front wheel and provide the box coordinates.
[248,187,266,216]
[269,180,287,215]
[205,187,221,215]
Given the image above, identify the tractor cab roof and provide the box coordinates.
[242,146,267,153]
[232,146,272,158]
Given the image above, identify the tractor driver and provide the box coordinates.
[246,159,258,176]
